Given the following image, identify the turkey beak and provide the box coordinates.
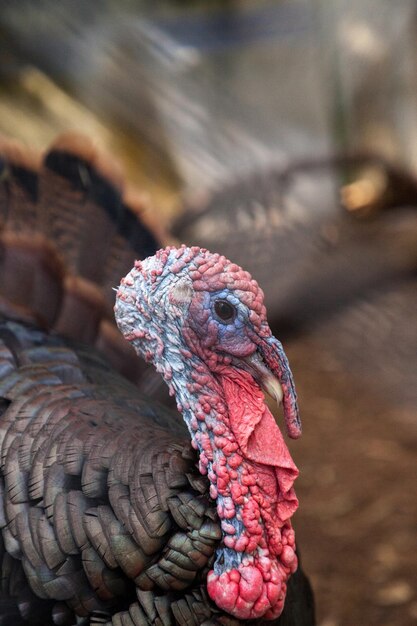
[243,351,284,404]
[246,337,302,439]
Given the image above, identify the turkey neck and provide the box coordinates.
[114,250,300,620]
[172,355,243,507]
[169,352,299,621]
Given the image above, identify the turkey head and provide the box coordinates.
[115,245,302,621]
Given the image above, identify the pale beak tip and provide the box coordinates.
[263,376,284,406]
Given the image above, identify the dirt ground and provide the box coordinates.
[285,333,417,626]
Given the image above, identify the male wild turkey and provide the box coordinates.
[0,135,315,625]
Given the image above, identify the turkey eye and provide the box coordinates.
[214,299,236,323]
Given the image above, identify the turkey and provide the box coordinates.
[0,134,315,625]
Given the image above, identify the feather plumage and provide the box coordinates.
[0,134,315,625]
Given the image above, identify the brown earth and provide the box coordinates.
[285,332,417,626]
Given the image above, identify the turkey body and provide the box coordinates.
[0,319,314,626]
[0,317,218,624]
[0,135,315,625]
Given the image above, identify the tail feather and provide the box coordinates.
[40,134,161,297]
[0,132,167,380]
[0,233,65,328]
[40,134,125,285]
[1,132,164,298]
[54,276,106,344]
[101,188,160,305]
[0,138,40,234]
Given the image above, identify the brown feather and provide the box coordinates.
[0,133,316,626]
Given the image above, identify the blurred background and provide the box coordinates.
[0,1,416,625]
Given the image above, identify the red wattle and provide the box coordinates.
[207,562,286,620]
[205,368,299,620]
[221,369,298,520]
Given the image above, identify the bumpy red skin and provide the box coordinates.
[178,249,299,620]
[203,370,298,620]
[117,246,301,621]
